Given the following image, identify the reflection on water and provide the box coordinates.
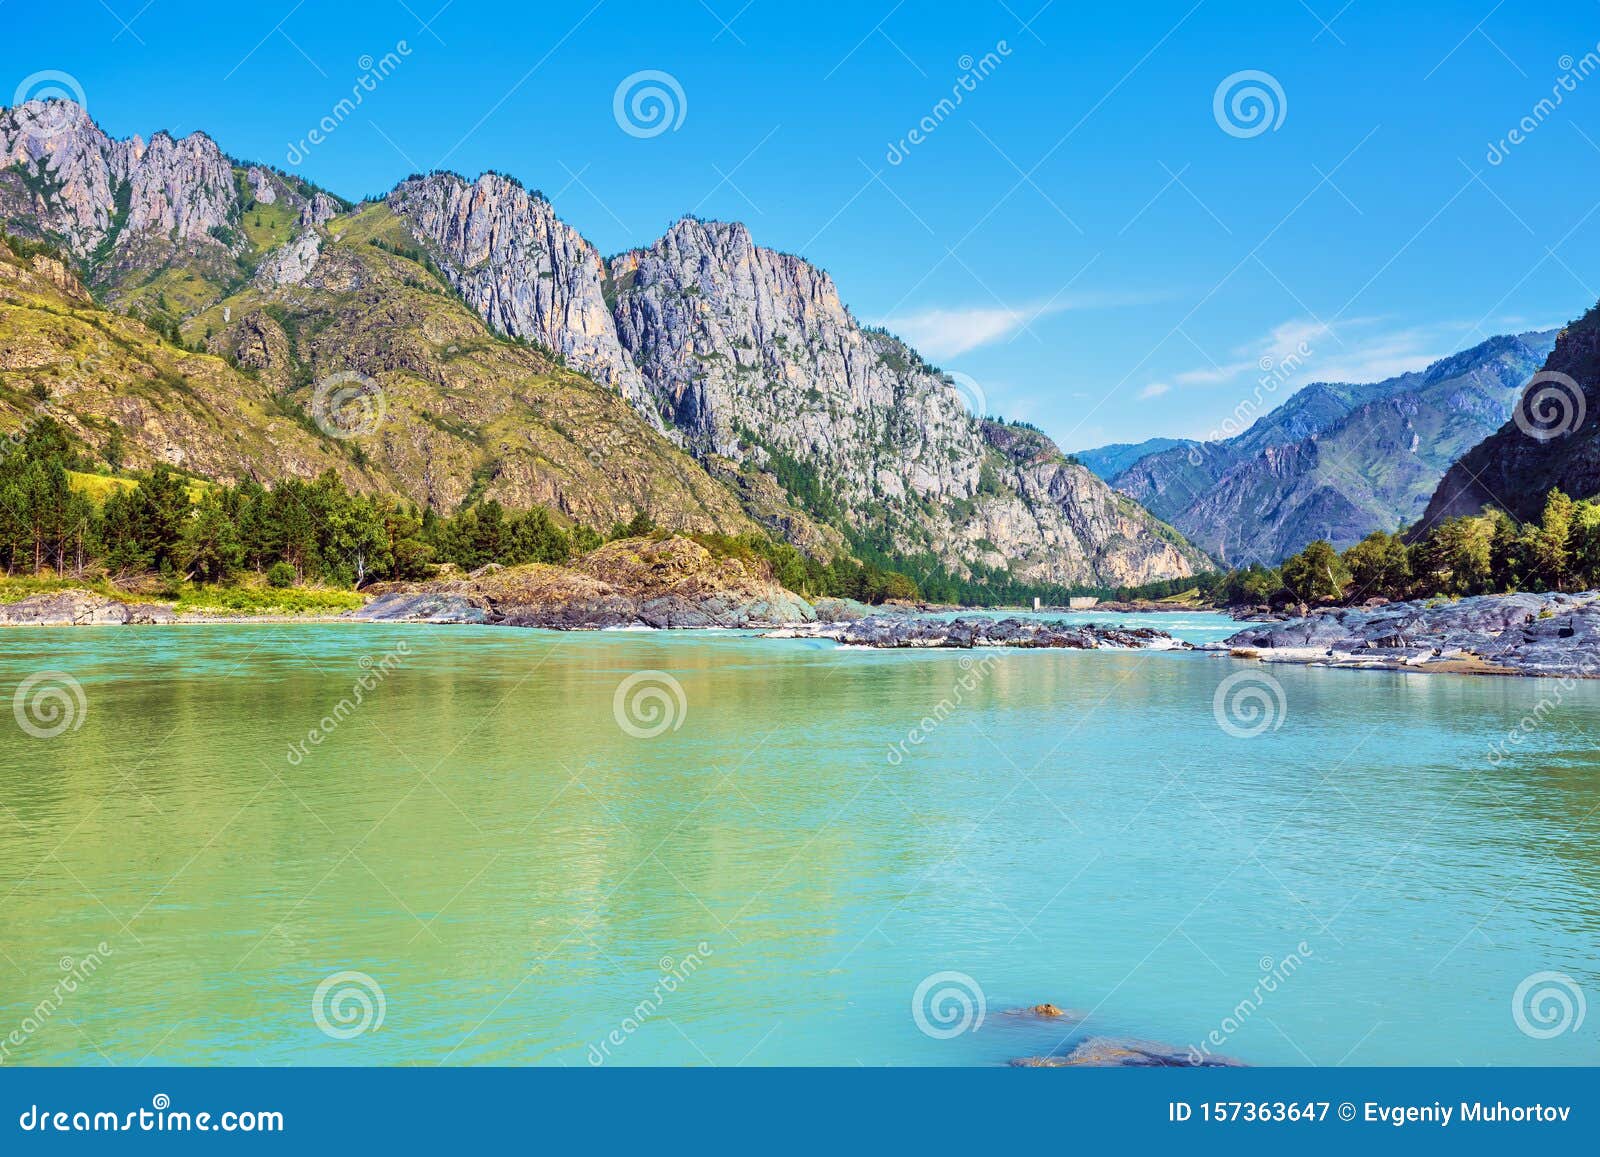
[0,617,1595,1066]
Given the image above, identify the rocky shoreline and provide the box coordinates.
[0,590,180,626]
[0,538,870,632]
[1214,590,1600,678]
[9,565,1600,678]
[768,615,1188,650]
[0,588,1187,653]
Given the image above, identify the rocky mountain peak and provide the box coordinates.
[122,128,237,246]
[0,100,240,260]
[386,170,652,417]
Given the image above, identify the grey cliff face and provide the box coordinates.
[603,218,1200,585]
[254,227,321,287]
[301,192,340,227]
[0,101,240,262]
[123,130,237,242]
[385,172,652,418]
[609,217,979,490]
[244,166,277,205]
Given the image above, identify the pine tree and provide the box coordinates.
[180,493,243,583]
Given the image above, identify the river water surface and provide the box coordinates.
[1,614,1596,1066]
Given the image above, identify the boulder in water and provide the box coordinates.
[1013,1036,1243,1067]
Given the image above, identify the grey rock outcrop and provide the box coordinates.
[770,614,1186,649]
[253,227,321,287]
[496,589,814,630]
[0,101,239,264]
[1219,590,1600,676]
[1013,1037,1244,1067]
[301,192,339,227]
[0,590,176,625]
[385,172,653,416]
[245,166,277,205]
[349,592,491,624]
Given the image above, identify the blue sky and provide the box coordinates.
[7,0,1600,449]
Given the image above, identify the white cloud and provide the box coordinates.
[1137,382,1170,399]
[1174,361,1254,386]
[1288,321,1443,385]
[1174,316,1451,394]
[888,305,1044,358]
[882,290,1164,359]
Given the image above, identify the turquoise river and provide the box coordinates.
[0,613,1596,1066]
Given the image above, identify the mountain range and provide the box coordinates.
[0,100,1206,590]
[1079,331,1558,564]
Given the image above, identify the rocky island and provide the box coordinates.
[1218,590,1600,678]
[768,615,1186,650]
[352,535,818,629]
[0,531,1188,651]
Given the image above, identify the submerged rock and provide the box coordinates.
[1216,590,1600,678]
[768,615,1187,650]
[1013,1036,1243,1068]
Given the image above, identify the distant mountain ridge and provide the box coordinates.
[0,99,1207,590]
[1089,330,1557,564]
[1075,437,1193,481]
